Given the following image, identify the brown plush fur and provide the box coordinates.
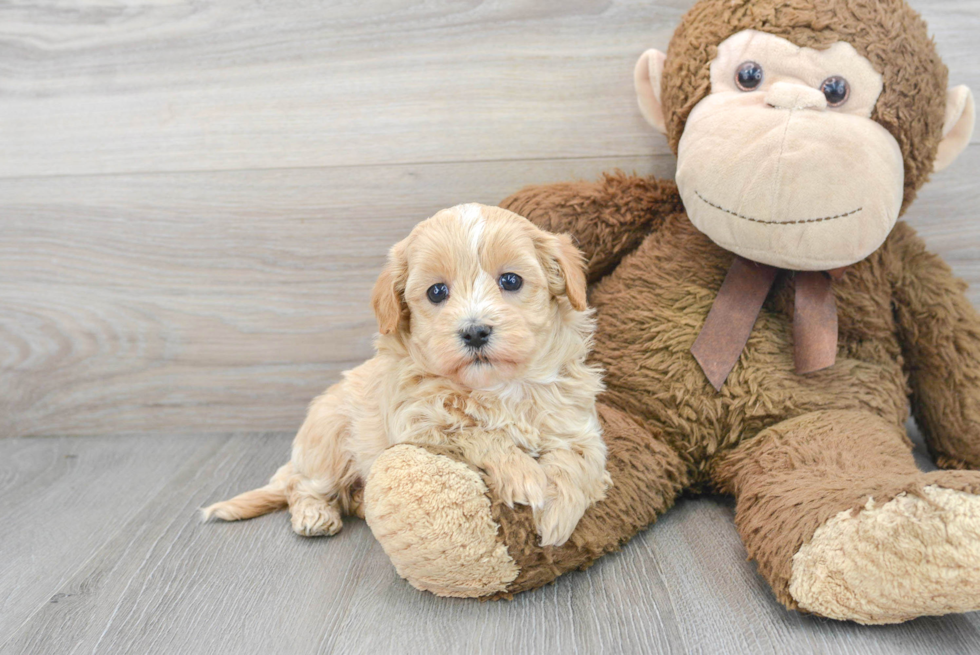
[472,173,980,601]
[661,0,948,213]
[503,175,685,284]
[362,0,980,619]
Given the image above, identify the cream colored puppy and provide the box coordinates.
[203,204,609,546]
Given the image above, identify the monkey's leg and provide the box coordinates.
[363,403,689,598]
[714,410,980,624]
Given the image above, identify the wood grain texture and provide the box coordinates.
[2,429,978,655]
[0,1,974,178]
[0,155,675,438]
[0,0,978,438]
[1,146,976,438]
[0,435,227,638]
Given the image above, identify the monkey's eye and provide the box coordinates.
[498,273,523,292]
[426,283,449,304]
[735,61,764,91]
[820,76,850,107]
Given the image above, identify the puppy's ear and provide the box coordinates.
[536,232,588,311]
[371,240,409,335]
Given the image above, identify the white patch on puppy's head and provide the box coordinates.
[455,202,485,254]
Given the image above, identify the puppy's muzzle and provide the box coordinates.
[459,324,493,350]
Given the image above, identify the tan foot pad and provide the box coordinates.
[789,485,980,624]
[364,444,519,598]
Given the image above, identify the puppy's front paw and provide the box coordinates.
[290,498,343,537]
[485,451,547,509]
[533,494,588,547]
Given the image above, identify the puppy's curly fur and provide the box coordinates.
[203,204,610,547]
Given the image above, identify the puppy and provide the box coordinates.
[203,204,610,546]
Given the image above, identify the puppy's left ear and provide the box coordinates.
[537,232,588,311]
[371,239,409,335]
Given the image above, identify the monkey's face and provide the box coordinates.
[635,5,975,271]
[675,30,904,271]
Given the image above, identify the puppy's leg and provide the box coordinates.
[288,479,344,537]
[287,384,359,537]
[458,430,547,510]
[534,440,611,546]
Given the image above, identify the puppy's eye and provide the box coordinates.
[498,273,523,292]
[426,283,449,304]
[735,61,764,91]
[820,76,849,107]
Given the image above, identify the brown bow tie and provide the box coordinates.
[691,256,845,392]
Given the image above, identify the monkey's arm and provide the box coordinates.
[500,173,684,282]
[889,223,980,469]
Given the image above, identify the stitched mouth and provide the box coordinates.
[695,191,862,225]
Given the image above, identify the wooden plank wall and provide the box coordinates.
[1,0,977,438]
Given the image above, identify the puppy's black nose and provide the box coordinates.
[460,324,492,349]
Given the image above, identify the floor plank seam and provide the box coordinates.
[0,153,669,184]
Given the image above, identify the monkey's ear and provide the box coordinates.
[371,240,409,335]
[634,49,668,135]
[537,232,588,311]
[935,85,975,172]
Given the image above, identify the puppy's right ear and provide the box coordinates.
[371,240,409,335]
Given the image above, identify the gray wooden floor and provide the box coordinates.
[2,427,979,655]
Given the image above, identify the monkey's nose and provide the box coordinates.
[765,82,827,111]
[459,324,492,350]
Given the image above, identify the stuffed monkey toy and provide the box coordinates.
[362,0,978,624]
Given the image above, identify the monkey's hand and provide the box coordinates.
[499,173,684,282]
[889,223,980,470]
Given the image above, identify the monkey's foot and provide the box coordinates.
[364,444,519,597]
[789,485,980,624]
